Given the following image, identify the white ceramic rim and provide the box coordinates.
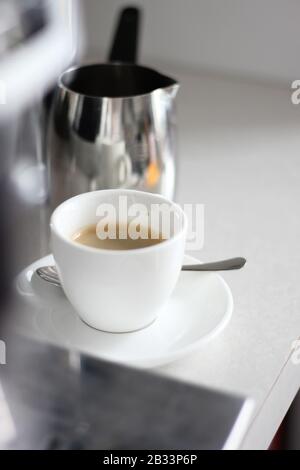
[50,189,188,255]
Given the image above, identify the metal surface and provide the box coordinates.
[0,334,249,449]
[48,64,178,207]
[0,0,75,120]
[181,257,246,271]
[47,7,178,208]
[0,0,48,58]
[36,264,60,286]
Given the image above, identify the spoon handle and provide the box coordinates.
[182,257,246,271]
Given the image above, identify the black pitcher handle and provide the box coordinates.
[108,7,141,64]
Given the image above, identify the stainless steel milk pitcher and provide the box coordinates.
[47,7,179,207]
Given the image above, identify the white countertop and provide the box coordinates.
[155,67,300,449]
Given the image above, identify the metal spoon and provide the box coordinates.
[36,257,246,287]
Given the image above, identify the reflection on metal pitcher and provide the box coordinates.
[47,8,179,208]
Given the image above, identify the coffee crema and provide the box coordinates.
[72,223,165,250]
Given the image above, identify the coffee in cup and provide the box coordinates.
[51,189,187,332]
[72,223,164,250]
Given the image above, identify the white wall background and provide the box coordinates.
[78,0,300,84]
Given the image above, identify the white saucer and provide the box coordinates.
[14,254,233,368]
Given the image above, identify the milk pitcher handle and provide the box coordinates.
[108,7,141,64]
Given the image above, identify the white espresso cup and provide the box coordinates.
[51,189,187,333]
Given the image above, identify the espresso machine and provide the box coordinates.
[0,0,74,312]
